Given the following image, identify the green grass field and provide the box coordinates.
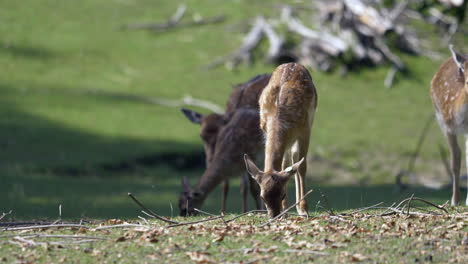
[0,0,467,222]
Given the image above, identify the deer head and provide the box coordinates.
[244,154,304,218]
[181,108,227,165]
[449,45,468,85]
[178,177,205,216]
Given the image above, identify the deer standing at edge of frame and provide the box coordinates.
[179,74,270,215]
[244,63,318,218]
[431,45,468,206]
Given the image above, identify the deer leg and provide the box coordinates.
[295,137,309,216]
[248,173,263,210]
[465,135,468,206]
[281,150,292,211]
[221,180,229,213]
[447,133,461,205]
[241,174,248,212]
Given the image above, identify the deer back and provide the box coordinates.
[226,74,271,117]
[260,63,317,138]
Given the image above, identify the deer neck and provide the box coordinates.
[264,122,287,172]
[195,161,227,198]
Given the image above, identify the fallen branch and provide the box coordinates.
[120,4,187,31]
[258,189,314,227]
[22,234,109,240]
[94,224,150,230]
[34,87,224,114]
[283,249,330,256]
[128,193,180,224]
[225,210,268,223]
[339,202,384,216]
[128,192,226,227]
[194,208,218,217]
[0,234,108,240]
[399,196,448,214]
[167,215,225,228]
[2,224,88,232]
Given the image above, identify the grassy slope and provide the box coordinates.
[0,0,467,219]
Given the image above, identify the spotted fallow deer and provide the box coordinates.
[430,45,468,206]
[179,108,264,216]
[179,74,270,215]
[244,63,318,218]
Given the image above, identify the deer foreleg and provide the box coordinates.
[447,133,461,205]
[281,150,292,211]
[295,137,309,216]
[465,135,468,205]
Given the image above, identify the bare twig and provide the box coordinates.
[23,234,109,240]
[128,193,180,224]
[194,208,218,217]
[406,193,415,215]
[0,234,108,240]
[283,249,329,255]
[400,197,448,214]
[318,189,335,216]
[0,210,12,221]
[225,210,268,223]
[167,215,225,228]
[94,224,150,230]
[121,4,187,31]
[384,66,399,88]
[138,216,150,225]
[258,189,314,227]
[340,202,384,216]
[2,224,88,232]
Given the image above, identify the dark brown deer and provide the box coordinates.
[179,74,270,215]
[430,45,468,206]
[244,63,318,218]
[179,109,264,216]
[181,74,270,165]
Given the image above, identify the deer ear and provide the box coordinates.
[449,45,466,81]
[181,177,193,192]
[244,154,262,181]
[282,157,305,179]
[181,108,203,124]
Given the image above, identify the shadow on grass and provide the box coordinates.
[0,42,55,59]
[0,83,206,219]
[0,83,204,172]
[0,169,457,220]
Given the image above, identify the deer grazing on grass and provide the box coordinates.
[179,108,264,216]
[430,45,468,206]
[179,74,270,215]
[244,63,318,218]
